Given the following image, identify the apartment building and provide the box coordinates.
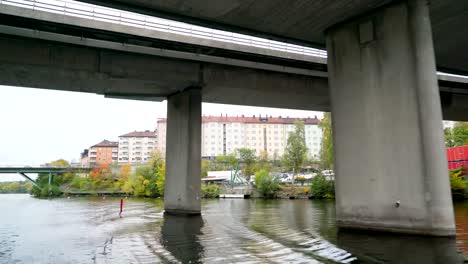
[88,140,118,166]
[118,130,157,164]
[156,115,322,159]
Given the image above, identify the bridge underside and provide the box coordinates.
[0,34,466,121]
[80,0,468,75]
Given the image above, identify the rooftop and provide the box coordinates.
[91,140,118,148]
[119,130,156,138]
[157,115,320,124]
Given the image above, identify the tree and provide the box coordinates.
[48,159,69,167]
[237,148,257,180]
[201,160,210,178]
[319,113,334,169]
[444,122,468,147]
[444,127,456,147]
[310,174,335,199]
[120,164,132,178]
[254,169,280,198]
[452,122,468,146]
[257,150,271,171]
[212,153,238,171]
[283,121,308,182]
[123,151,166,197]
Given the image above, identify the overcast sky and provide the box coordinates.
[0,85,322,180]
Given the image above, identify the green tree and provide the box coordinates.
[201,160,210,178]
[452,122,468,146]
[122,151,166,197]
[30,169,76,196]
[201,184,220,198]
[211,153,238,171]
[449,167,467,200]
[256,150,271,172]
[254,169,280,198]
[444,127,456,147]
[319,113,334,169]
[310,174,335,199]
[237,148,257,180]
[282,121,307,182]
[444,122,468,147]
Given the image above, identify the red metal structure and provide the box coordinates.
[446,146,468,170]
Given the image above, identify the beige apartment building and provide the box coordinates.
[156,115,322,159]
[118,130,157,164]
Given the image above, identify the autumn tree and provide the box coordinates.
[120,164,132,178]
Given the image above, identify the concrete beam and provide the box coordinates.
[326,0,455,236]
[164,88,202,215]
[0,33,330,111]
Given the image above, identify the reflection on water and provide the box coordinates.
[454,202,468,256]
[161,213,204,263]
[0,194,466,263]
[337,231,463,264]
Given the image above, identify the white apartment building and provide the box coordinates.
[156,115,322,159]
[118,130,157,164]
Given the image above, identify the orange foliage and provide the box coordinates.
[90,163,110,179]
[120,164,131,178]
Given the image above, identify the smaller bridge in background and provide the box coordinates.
[0,167,92,190]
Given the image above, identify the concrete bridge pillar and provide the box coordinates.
[326,0,455,235]
[164,87,202,215]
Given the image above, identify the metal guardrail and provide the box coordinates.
[0,0,328,58]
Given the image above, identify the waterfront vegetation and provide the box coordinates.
[0,181,32,194]
[309,174,335,199]
[201,184,220,198]
[254,169,280,198]
[31,153,166,198]
[450,166,468,200]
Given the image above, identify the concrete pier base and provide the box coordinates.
[326,0,455,236]
[164,88,202,215]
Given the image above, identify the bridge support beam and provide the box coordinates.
[164,88,202,215]
[326,0,455,236]
[18,172,41,189]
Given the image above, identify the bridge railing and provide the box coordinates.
[0,0,328,58]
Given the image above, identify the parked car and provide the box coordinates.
[321,170,335,179]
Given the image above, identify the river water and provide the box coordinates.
[0,194,466,263]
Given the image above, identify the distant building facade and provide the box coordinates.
[118,130,157,164]
[156,115,322,159]
[88,140,118,166]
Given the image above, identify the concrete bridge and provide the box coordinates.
[0,0,466,236]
